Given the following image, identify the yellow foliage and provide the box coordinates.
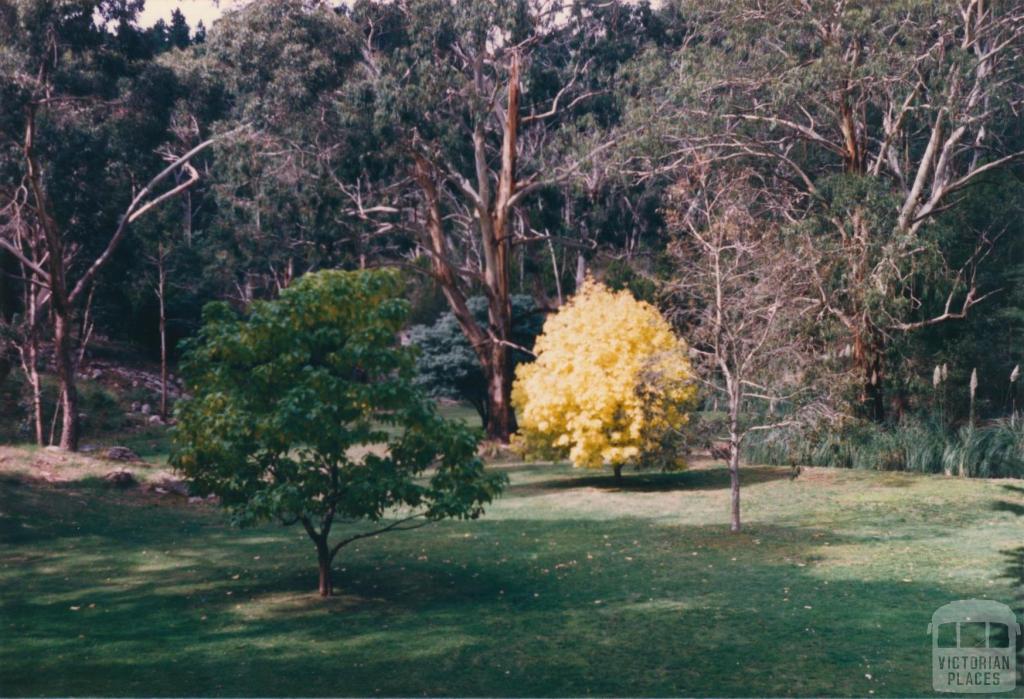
[512,279,697,469]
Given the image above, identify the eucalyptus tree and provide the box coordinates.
[340,0,657,441]
[644,0,1024,419]
[178,0,656,441]
[0,0,217,449]
[180,0,366,304]
[407,294,544,426]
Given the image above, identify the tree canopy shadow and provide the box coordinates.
[3,470,1022,696]
[508,464,792,496]
[992,500,1024,517]
[0,503,964,697]
[996,485,1024,686]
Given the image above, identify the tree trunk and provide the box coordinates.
[53,310,79,451]
[1011,381,1017,428]
[25,105,78,451]
[866,351,885,422]
[16,319,45,445]
[317,546,333,597]
[613,463,623,484]
[183,189,192,246]
[302,517,336,597]
[728,439,741,533]
[0,349,11,394]
[157,248,168,419]
[27,339,43,446]
[21,279,44,446]
[484,341,516,442]
[853,334,886,423]
[0,251,15,391]
[728,387,742,533]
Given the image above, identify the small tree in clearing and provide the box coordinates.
[512,279,697,481]
[665,170,820,532]
[172,269,505,597]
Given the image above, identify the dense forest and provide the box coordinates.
[2,0,1023,475]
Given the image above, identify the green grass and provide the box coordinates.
[1,458,1022,696]
[436,402,481,425]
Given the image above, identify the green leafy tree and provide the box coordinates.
[180,0,365,303]
[172,269,506,597]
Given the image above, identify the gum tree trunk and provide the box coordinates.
[483,336,516,442]
[156,246,168,419]
[27,339,43,446]
[728,438,741,533]
[52,309,79,451]
[407,53,524,444]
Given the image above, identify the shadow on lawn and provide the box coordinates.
[1,476,968,697]
[509,464,791,496]
[1010,543,1024,688]
[997,484,1024,686]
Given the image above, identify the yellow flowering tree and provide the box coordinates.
[512,280,697,480]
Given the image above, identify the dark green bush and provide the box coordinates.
[0,374,126,443]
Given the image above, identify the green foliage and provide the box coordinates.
[3,0,1024,460]
[0,374,125,443]
[406,295,543,425]
[172,269,505,532]
[746,418,1024,478]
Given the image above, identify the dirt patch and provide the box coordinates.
[0,445,165,482]
[232,590,382,620]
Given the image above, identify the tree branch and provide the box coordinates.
[330,513,430,558]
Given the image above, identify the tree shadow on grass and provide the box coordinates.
[2,477,1017,697]
[0,476,207,546]
[2,539,961,695]
[992,500,1024,517]
[997,484,1024,687]
[1007,543,1024,689]
[507,465,792,496]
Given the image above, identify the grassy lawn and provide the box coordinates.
[1,451,1022,697]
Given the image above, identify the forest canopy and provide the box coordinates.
[1,0,1023,467]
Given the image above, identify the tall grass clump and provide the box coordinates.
[744,418,1024,478]
[941,420,1024,478]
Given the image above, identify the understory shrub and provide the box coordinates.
[3,375,126,442]
[744,418,1024,478]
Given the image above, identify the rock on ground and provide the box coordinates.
[104,446,139,462]
[103,470,137,488]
